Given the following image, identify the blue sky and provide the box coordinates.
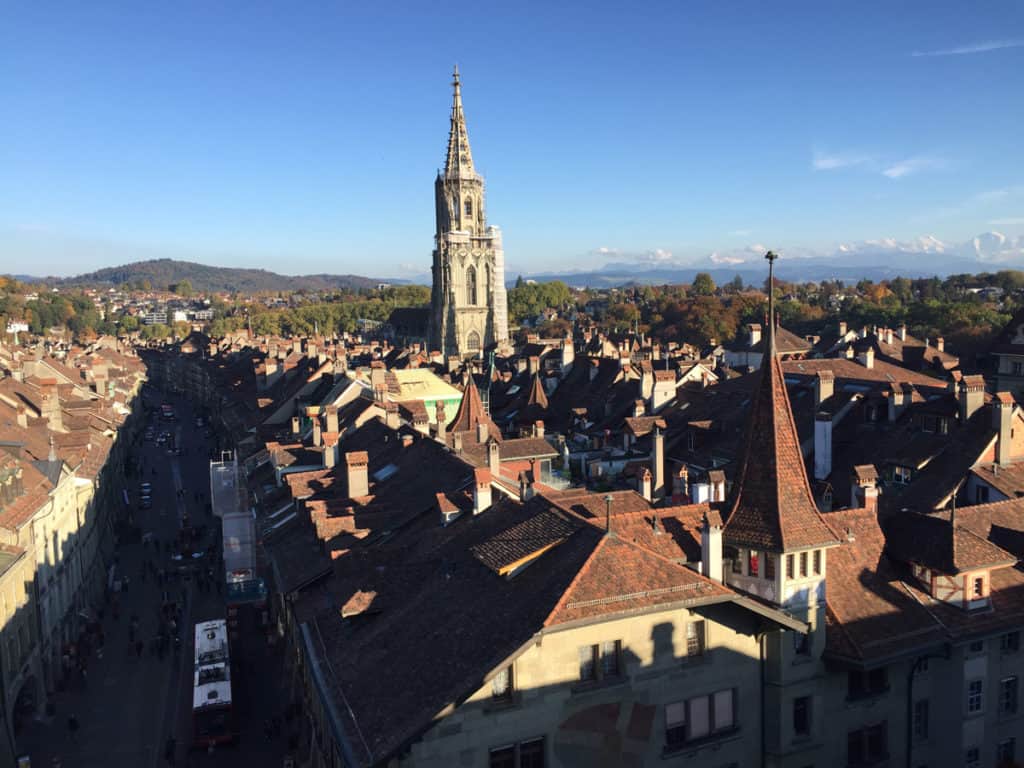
[1,1,1023,279]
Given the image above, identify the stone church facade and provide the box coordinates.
[428,67,509,358]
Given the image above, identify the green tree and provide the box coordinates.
[692,273,716,296]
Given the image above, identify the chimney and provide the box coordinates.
[674,464,689,499]
[887,384,910,422]
[936,337,945,353]
[476,420,489,444]
[401,433,414,448]
[639,366,654,400]
[325,406,339,435]
[748,323,762,348]
[385,402,400,430]
[814,411,832,481]
[435,401,447,444]
[534,420,545,439]
[453,432,463,454]
[994,392,1015,466]
[885,328,894,345]
[39,379,62,431]
[652,427,665,501]
[473,468,492,515]
[707,470,726,503]
[959,375,985,423]
[851,465,879,514]
[488,438,500,477]
[560,335,575,375]
[322,440,337,469]
[898,324,907,341]
[16,405,28,429]
[838,320,848,337]
[519,470,535,501]
[700,513,723,583]
[857,347,875,369]
[313,417,322,447]
[345,451,369,498]
[307,341,317,360]
[650,370,675,414]
[633,399,646,418]
[814,370,834,408]
[640,468,652,502]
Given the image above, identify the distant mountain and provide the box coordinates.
[521,232,1024,288]
[17,259,402,293]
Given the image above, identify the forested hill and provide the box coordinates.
[46,259,397,293]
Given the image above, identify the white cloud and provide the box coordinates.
[912,39,1024,57]
[728,229,751,237]
[881,156,944,180]
[991,217,1024,228]
[709,252,747,265]
[812,149,874,171]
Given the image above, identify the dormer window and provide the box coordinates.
[748,551,759,577]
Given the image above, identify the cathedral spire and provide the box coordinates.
[445,65,476,179]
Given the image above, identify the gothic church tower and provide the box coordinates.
[428,67,509,358]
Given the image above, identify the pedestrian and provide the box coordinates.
[67,713,79,742]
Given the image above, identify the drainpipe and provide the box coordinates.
[759,629,768,768]
[905,646,951,768]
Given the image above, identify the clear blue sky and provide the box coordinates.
[2,1,1023,279]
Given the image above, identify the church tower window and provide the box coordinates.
[464,198,473,217]
[466,266,478,305]
[467,331,481,353]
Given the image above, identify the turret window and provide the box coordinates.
[467,331,481,353]
[466,266,478,305]
[464,198,473,217]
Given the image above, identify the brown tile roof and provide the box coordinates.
[447,374,501,440]
[471,507,578,574]
[884,512,1017,574]
[723,352,839,552]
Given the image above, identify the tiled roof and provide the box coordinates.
[447,375,501,440]
[884,512,1016,574]
[471,507,578,574]
[723,351,839,552]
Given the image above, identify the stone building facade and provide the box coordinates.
[428,67,509,359]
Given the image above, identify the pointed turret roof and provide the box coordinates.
[723,252,840,553]
[448,373,501,441]
[444,65,477,180]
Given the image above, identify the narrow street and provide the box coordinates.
[17,390,289,768]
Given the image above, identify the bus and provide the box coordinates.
[192,619,235,747]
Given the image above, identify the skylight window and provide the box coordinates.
[373,463,399,482]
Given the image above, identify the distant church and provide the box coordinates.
[427,67,510,358]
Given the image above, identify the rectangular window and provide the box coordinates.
[689,694,710,740]
[973,577,984,598]
[713,689,734,731]
[975,485,990,504]
[965,746,980,768]
[1000,676,1018,715]
[765,553,775,580]
[786,554,795,579]
[848,668,887,699]
[665,701,686,747]
[848,722,887,764]
[600,640,621,678]
[687,620,706,658]
[491,666,513,700]
[519,738,545,768]
[794,631,811,656]
[813,550,821,575]
[1002,631,1021,654]
[968,639,984,654]
[578,645,598,682]
[731,555,742,575]
[748,550,759,577]
[793,696,811,736]
[967,679,984,714]
[912,699,928,740]
[998,738,1017,765]
[489,746,515,768]
[799,551,808,577]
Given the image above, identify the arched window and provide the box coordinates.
[466,266,477,305]
[467,331,481,353]
[464,198,473,217]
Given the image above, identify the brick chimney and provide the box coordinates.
[345,451,369,497]
[16,405,28,429]
[707,470,726,503]
[994,392,1015,466]
[312,416,322,447]
[650,370,676,414]
[959,375,985,423]
[291,415,301,436]
[473,468,492,515]
[560,335,574,375]
[885,328,894,345]
[814,370,834,408]
[633,399,646,417]
[453,432,463,455]
[935,337,944,352]
[887,384,910,422]
[488,437,500,477]
[325,406,339,435]
[435,401,447,444]
[898,324,907,341]
[518,470,535,501]
[851,465,879,513]
[534,420,545,439]
[674,464,689,499]
[838,320,848,337]
[857,347,874,370]
[476,420,489,444]
[385,402,400,430]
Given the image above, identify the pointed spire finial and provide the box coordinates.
[765,251,778,357]
[444,66,475,178]
[48,434,57,463]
